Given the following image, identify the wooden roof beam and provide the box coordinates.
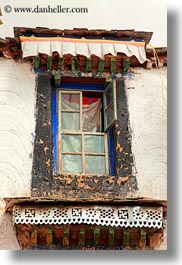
[13,27,153,44]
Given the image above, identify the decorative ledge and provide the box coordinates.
[13,205,163,229]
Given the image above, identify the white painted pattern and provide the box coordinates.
[125,68,167,200]
[0,59,36,197]
[13,205,163,228]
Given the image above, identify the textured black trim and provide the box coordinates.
[31,76,137,198]
[115,80,138,190]
[31,74,53,196]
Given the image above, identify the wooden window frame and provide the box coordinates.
[103,80,117,132]
[58,90,109,175]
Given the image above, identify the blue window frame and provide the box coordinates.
[52,80,116,175]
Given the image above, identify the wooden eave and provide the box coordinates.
[0,28,167,70]
[146,47,167,54]
[13,27,153,44]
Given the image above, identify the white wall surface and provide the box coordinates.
[125,68,167,200]
[0,59,36,197]
[0,60,167,249]
[0,59,167,200]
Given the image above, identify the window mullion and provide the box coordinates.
[61,110,80,113]
[85,153,105,156]
[58,133,62,173]
[82,133,85,174]
[80,92,85,174]
[80,91,82,131]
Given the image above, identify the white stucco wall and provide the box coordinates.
[0,59,167,249]
[0,59,36,198]
[0,60,167,200]
[125,68,167,200]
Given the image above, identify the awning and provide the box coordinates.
[20,36,147,64]
[13,205,163,228]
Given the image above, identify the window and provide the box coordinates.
[104,81,117,131]
[54,80,117,175]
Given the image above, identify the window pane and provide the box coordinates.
[103,81,117,132]
[105,104,114,128]
[105,85,113,107]
[61,93,80,110]
[85,155,106,174]
[85,135,105,153]
[62,155,82,173]
[62,135,82,153]
[61,112,80,130]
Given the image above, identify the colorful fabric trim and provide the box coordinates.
[20,36,147,63]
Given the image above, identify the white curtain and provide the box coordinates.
[82,99,102,132]
[61,96,102,132]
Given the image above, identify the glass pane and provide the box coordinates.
[105,85,113,107]
[61,93,80,110]
[61,112,80,130]
[85,155,106,174]
[85,135,105,153]
[105,104,114,128]
[62,135,82,153]
[62,155,82,173]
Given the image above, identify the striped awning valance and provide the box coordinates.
[20,36,147,64]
